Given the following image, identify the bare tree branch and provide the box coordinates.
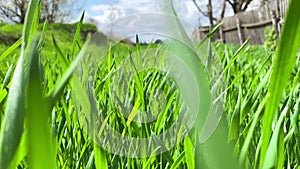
[242,0,253,11]
[192,0,209,17]
[226,0,234,7]
[193,0,227,27]
[226,0,254,14]
[0,0,82,23]
[219,0,227,22]
[207,0,214,26]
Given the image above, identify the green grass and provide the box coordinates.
[0,22,99,65]
[1,0,300,168]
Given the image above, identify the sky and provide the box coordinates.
[78,0,260,42]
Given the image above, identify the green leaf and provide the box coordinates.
[22,0,40,49]
[0,1,41,164]
[0,46,25,169]
[170,151,185,169]
[52,34,69,68]
[196,21,224,50]
[26,37,55,169]
[262,105,288,168]
[71,11,85,58]
[184,136,195,169]
[151,133,174,164]
[195,116,240,169]
[9,130,28,169]
[2,64,14,90]
[261,0,300,167]
[47,36,91,106]
[94,143,108,169]
[239,97,267,166]
[0,39,22,63]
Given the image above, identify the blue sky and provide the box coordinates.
[84,0,215,26]
[80,0,259,42]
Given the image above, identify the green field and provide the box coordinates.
[1,0,300,168]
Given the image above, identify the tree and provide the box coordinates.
[193,0,258,27]
[0,0,27,23]
[0,0,81,24]
[226,0,254,14]
[192,0,227,27]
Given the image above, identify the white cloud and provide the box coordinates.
[89,0,159,21]
[87,0,162,35]
[90,4,110,11]
[87,0,236,40]
[118,0,160,13]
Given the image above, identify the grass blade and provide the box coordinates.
[2,64,14,90]
[52,34,69,68]
[261,0,300,167]
[26,37,55,169]
[184,136,195,169]
[0,0,41,165]
[0,48,25,169]
[170,151,185,169]
[0,39,22,63]
[263,106,288,168]
[94,143,108,169]
[71,11,85,58]
[22,0,40,48]
[47,36,90,106]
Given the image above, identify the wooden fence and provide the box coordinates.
[192,0,290,45]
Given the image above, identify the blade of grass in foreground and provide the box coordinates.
[167,0,239,168]
[261,0,300,167]
[0,45,25,169]
[94,142,108,169]
[21,0,40,51]
[184,136,195,169]
[0,0,40,168]
[26,37,55,169]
